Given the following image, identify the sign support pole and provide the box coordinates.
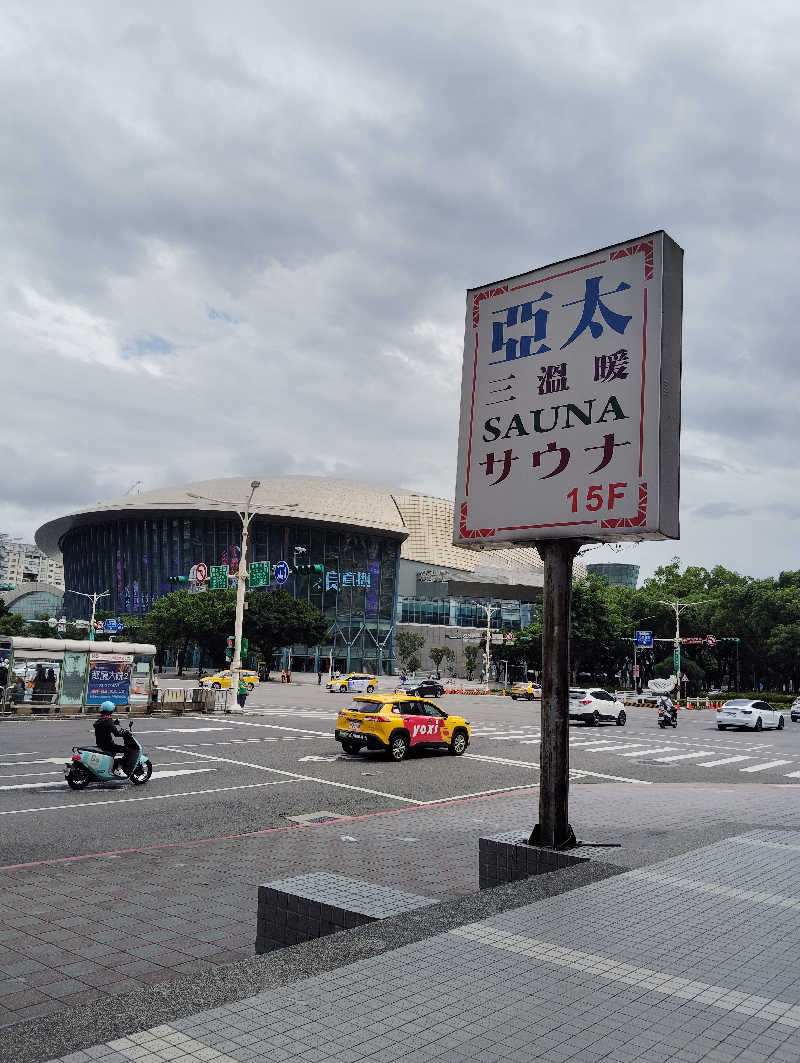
[530,539,581,850]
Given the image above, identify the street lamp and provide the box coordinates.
[64,589,110,640]
[467,602,500,691]
[657,598,712,702]
[188,481,261,709]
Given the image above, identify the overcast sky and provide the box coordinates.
[2,1,798,581]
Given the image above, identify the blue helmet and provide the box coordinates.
[99,700,115,714]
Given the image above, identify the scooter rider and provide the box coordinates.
[657,693,677,724]
[93,702,132,777]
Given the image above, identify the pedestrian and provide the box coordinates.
[317,668,322,685]
[280,668,286,684]
[151,674,159,705]
[286,669,292,684]
[237,677,249,708]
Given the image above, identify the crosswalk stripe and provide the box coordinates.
[695,755,751,767]
[740,760,793,773]
[616,747,680,757]
[650,751,712,763]
[573,743,633,752]
[782,770,800,779]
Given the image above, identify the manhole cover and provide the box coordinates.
[287,810,342,824]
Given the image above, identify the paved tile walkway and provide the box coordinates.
[3,782,800,1029]
[45,827,800,1062]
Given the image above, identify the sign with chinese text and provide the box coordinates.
[86,653,133,705]
[208,565,229,590]
[249,562,270,588]
[635,630,653,647]
[324,570,372,592]
[454,232,682,545]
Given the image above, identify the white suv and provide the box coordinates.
[569,688,627,726]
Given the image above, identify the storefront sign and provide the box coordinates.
[454,232,683,545]
[86,653,133,705]
[324,571,371,592]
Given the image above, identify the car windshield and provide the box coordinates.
[569,690,589,700]
[723,700,751,707]
[347,700,378,712]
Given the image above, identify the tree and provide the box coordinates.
[396,632,425,673]
[464,644,480,681]
[243,589,329,667]
[0,613,26,636]
[429,645,454,677]
[141,589,236,675]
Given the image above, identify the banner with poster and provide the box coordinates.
[86,653,133,705]
[59,651,89,706]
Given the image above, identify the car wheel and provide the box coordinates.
[659,722,665,729]
[387,733,409,762]
[341,740,361,755]
[755,717,763,731]
[366,685,375,693]
[130,760,152,785]
[511,695,518,700]
[66,766,90,790]
[778,716,785,730]
[616,710,626,726]
[717,725,727,730]
[527,694,534,701]
[212,682,221,690]
[591,710,600,726]
[449,729,468,756]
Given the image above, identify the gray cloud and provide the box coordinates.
[1,0,799,579]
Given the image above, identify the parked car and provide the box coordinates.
[510,681,542,701]
[791,697,800,723]
[569,688,627,726]
[395,678,445,698]
[716,699,785,731]
[335,693,470,760]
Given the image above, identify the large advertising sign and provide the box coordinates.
[454,232,682,546]
[86,653,133,705]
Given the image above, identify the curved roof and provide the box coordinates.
[37,475,580,580]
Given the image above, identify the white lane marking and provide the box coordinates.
[783,770,800,779]
[0,757,75,767]
[0,760,205,781]
[157,745,424,804]
[0,750,42,757]
[0,768,216,792]
[225,720,331,736]
[572,743,635,752]
[695,755,752,767]
[465,753,649,785]
[424,784,540,803]
[0,780,294,816]
[739,760,793,773]
[519,739,541,745]
[133,727,234,734]
[650,751,712,763]
[616,747,681,757]
[450,925,800,1027]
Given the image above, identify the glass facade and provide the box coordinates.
[61,517,401,673]
[399,596,534,630]
[9,590,64,621]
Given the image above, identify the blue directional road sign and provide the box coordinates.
[273,561,290,586]
[635,630,653,647]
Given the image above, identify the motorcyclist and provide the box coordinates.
[657,694,677,724]
[93,701,130,777]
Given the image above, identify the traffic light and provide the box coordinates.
[294,563,325,576]
[168,575,189,586]
[241,637,248,657]
[225,635,234,662]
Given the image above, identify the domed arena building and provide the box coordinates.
[36,477,584,675]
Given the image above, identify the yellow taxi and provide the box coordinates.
[510,681,542,701]
[335,693,471,761]
[326,672,377,693]
[199,669,260,691]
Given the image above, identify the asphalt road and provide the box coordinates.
[2,682,799,867]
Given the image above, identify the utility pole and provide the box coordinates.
[65,589,110,640]
[473,603,499,690]
[188,481,261,709]
[657,598,712,702]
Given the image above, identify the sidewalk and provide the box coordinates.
[40,826,800,1063]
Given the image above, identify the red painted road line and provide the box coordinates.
[0,785,541,872]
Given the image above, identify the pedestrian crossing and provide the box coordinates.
[468,726,800,778]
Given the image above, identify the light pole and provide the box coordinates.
[657,598,712,703]
[470,602,499,690]
[65,589,110,640]
[188,481,261,709]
